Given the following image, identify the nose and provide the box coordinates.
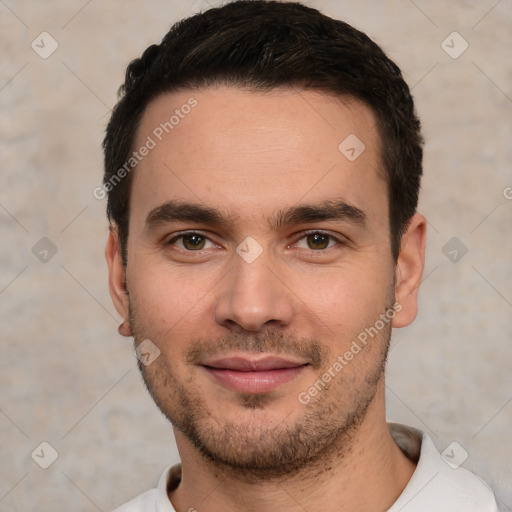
[214,251,295,332]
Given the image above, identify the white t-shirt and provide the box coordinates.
[112,423,497,512]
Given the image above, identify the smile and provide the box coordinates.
[201,355,309,393]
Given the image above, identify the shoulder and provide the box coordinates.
[428,461,498,512]
[110,464,178,512]
[111,489,158,512]
[388,423,498,512]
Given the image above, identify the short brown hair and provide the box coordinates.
[103,0,423,265]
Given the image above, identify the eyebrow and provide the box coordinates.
[145,201,230,229]
[273,200,367,229]
[144,199,367,231]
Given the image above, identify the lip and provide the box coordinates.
[201,355,309,393]
[204,356,307,371]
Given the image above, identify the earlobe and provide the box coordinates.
[392,213,427,329]
[105,225,131,334]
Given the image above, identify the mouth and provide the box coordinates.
[201,355,309,393]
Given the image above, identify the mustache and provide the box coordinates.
[185,330,328,370]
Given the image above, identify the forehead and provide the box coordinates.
[129,86,386,229]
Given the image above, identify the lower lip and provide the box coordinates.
[203,366,307,393]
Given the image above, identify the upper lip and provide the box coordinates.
[202,355,308,371]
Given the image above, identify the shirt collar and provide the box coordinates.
[156,423,496,512]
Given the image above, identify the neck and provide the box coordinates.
[169,380,416,512]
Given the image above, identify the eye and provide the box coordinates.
[167,232,216,251]
[294,232,340,251]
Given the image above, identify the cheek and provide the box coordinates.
[128,263,214,343]
[288,263,392,326]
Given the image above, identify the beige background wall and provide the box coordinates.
[1,0,511,510]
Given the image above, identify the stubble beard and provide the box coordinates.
[130,303,392,482]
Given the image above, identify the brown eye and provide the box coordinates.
[306,233,331,250]
[165,231,221,261]
[181,234,206,250]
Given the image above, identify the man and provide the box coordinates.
[103,1,497,510]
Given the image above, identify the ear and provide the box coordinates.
[105,225,130,325]
[392,213,427,328]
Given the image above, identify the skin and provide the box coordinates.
[106,86,426,512]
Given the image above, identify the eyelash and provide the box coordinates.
[166,231,218,252]
[165,230,345,253]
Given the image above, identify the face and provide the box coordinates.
[107,86,424,479]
